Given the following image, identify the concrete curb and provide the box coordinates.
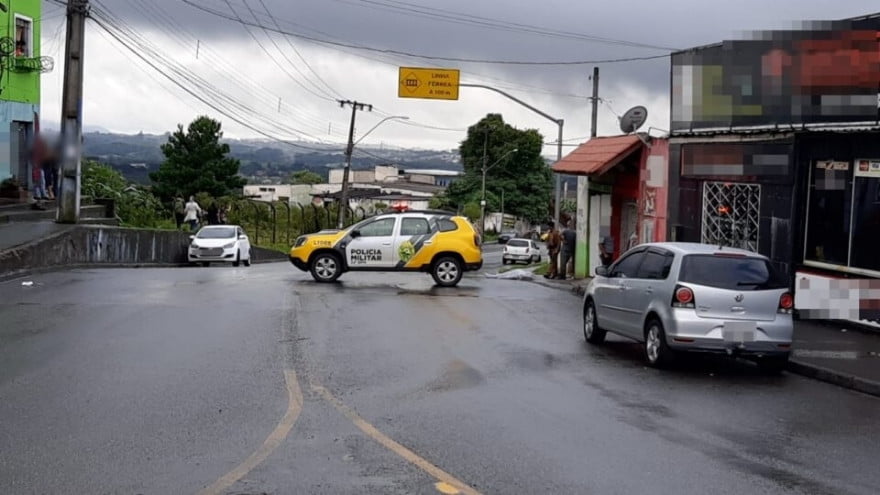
[525,277,585,296]
[795,315,880,337]
[787,359,880,398]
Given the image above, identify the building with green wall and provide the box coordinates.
[0,0,43,183]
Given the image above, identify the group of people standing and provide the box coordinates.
[543,220,616,279]
[173,196,229,232]
[544,221,577,280]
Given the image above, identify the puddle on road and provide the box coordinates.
[396,286,480,298]
[425,359,485,392]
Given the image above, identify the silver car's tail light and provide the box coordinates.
[778,292,793,314]
[672,285,695,308]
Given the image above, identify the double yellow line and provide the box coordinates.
[198,369,481,495]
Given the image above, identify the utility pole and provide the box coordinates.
[479,128,489,236]
[575,67,599,279]
[590,67,599,138]
[58,0,89,224]
[337,99,372,228]
[553,120,563,224]
[500,189,504,230]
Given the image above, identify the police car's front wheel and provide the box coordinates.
[431,256,463,287]
[310,252,342,283]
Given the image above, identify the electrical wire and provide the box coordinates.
[255,0,344,99]
[238,0,339,100]
[124,0,345,135]
[180,0,670,66]
[182,0,596,100]
[90,4,341,152]
[219,0,336,102]
[91,2,417,165]
[331,0,678,51]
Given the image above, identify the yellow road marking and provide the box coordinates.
[435,481,462,494]
[311,382,482,495]
[197,369,303,495]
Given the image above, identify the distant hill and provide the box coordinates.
[76,131,463,184]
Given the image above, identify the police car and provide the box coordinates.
[289,210,483,287]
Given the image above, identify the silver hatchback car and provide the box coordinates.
[582,242,793,372]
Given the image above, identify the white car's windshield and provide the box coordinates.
[197,227,236,239]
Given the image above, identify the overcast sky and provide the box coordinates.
[39,0,880,157]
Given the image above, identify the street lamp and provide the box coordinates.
[481,147,518,236]
[354,116,409,146]
[338,115,409,228]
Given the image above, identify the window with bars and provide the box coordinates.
[701,182,761,252]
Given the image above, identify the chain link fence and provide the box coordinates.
[223,200,371,251]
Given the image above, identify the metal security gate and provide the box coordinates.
[701,182,761,252]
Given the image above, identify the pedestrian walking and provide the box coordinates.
[544,222,562,279]
[207,202,220,225]
[173,195,185,229]
[559,222,576,279]
[183,196,203,232]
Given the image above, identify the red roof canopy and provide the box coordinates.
[552,135,643,176]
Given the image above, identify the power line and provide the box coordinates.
[187,0,596,100]
[180,0,670,66]
[255,0,344,99]
[90,4,342,152]
[219,0,336,101]
[238,0,338,100]
[332,0,678,51]
[125,0,345,135]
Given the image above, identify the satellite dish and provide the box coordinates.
[619,106,648,134]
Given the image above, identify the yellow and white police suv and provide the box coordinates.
[289,211,483,287]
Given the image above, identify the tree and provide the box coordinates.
[82,161,169,228]
[462,202,481,221]
[150,116,246,201]
[289,170,323,185]
[428,193,455,211]
[446,114,552,222]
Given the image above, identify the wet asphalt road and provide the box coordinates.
[1,264,879,495]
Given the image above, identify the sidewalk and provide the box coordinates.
[789,320,880,396]
[527,276,880,397]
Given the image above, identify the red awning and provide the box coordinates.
[552,135,643,176]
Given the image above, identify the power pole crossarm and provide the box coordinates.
[58,0,90,224]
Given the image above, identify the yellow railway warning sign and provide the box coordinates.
[398,67,460,100]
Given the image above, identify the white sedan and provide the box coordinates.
[188,225,252,267]
[502,238,542,265]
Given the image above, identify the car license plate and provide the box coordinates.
[722,321,756,342]
[201,248,223,256]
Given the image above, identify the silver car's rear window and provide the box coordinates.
[679,254,788,291]
[507,239,529,247]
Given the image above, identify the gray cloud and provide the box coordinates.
[40,0,880,153]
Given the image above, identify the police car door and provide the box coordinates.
[347,217,397,268]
